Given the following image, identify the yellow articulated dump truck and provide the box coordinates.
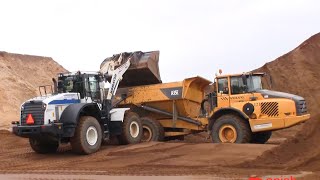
[114,73,310,144]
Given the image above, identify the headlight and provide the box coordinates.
[264,95,269,98]
[42,103,47,110]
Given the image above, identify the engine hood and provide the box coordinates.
[23,93,80,105]
[257,89,307,115]
[257,89,304,101]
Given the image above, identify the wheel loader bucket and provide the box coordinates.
[100,51,162,87]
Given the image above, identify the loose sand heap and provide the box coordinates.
[244,33,320,170]
[0,52,66,129]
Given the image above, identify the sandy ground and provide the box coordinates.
[0,174,316,180]
[0,130,317,179]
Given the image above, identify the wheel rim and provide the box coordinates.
[141,125,153,142]
[219,125,237,143]
[129,121,139,138]
[86,126,98,146]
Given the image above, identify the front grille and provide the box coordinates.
[261,102,279,117]
[21,101,45,125]
[296,100,307,115]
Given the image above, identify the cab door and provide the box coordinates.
[216,77,230,107]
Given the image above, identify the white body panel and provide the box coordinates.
[23,93,89,125]
[21,93,128,125]
[110,108,130,122]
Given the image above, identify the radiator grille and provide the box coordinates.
[21,101,45,125]
[261,102,279,117]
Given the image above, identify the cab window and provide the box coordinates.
[230,76,247,94]
[217,78,229,94]
[84,75,100,100]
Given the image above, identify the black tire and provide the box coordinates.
[251,131,272,144]
[70,116,102,155]
[118,112,142,145]
[141,117,164,142]
[211,115,251,143]
[29,137,59,154]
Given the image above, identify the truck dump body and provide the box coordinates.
[100,51,161,87]
[116,77,212,130]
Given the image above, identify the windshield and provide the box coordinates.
[229,75,262,94]
[247,75,262,92]
[58,75,82,93]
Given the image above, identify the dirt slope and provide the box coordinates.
[244,33,320,170]
[0,52,66,129]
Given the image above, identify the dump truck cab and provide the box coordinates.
[205,72,310,143]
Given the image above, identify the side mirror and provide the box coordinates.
[52,78,58,94]
[269,74,273,89]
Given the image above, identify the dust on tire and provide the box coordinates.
[118,112,142,145]
[70,116,102,155]
[141,117,164,142]
[211,115,252,143]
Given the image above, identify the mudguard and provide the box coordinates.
[60,103,101,137]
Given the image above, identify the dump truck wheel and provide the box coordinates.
[70,116,102,155]
[141,117,164,142]
[29,137,59,154]
[118,112,142,145]
[212,115,251,143]
[251,131,272,144]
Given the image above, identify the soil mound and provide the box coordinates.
[245,33,320,170]
[0,52,66,129]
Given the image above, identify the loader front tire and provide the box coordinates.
[29,137,59,154]
[70,116,102,155]
[211,115,251,143]
[118,112,142,145]
[141,117,164,142]
[251,131,272,144]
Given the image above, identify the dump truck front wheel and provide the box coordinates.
[141,117,164,142]
[29,137,59,154]
[118,112,143,144]
[70,116,102,154]
[211,115,251,143]
[251,131,272,144]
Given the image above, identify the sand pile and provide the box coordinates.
[245,33,320,170]
[0,52,66,129]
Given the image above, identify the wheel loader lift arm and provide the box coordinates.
[103,57,131,100]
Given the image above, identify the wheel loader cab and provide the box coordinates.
[57,72,101,102]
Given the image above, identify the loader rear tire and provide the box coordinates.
[29,137,59,154]
[118,112,142,145]
[70,116,102,155]
[251,131,272,144]
[141,117,164,142]
[211,115,251,143]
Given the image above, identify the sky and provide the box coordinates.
[0,0,319,82]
